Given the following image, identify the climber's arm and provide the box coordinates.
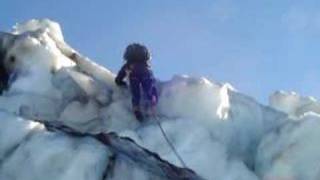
[115,64,128,87]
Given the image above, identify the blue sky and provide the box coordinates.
[2,0,320,103]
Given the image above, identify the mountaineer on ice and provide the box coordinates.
[115,43,158,122]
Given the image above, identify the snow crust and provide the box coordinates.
[1,19,320,180]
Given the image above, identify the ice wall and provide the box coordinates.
[0,112,110,180]
[1,19,320,180]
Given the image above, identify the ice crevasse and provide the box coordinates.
[0,19,320,180]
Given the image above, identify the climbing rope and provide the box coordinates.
[152,107,188,169]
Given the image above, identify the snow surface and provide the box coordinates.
[0,19,320,180]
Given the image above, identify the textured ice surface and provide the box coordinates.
[0,19,320,180]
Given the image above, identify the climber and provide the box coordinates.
[0,65,9,94]
[115,43,158,122]
[0,53,9,94]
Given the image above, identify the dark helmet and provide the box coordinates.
[123,43,151,63]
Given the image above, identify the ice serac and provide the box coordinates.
[1,19,320,180]
[252,92,320,179]
[270,90,320,118]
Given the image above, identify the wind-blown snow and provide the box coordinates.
[0,19,320,180]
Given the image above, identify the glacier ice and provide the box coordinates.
[270,91,320,118]
[0,19,320,180]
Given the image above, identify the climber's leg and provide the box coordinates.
[141,77,158,117]
[129,77,143,121]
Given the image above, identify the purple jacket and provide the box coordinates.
[115,62,158,106]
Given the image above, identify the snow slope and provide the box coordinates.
[0,19,320,180]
